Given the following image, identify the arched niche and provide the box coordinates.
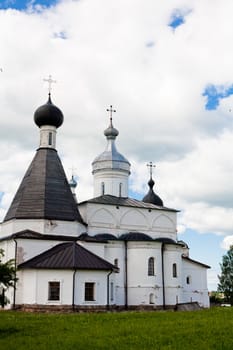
[152,214,175,232]
[90,208,116,228]
[120,209,148,229]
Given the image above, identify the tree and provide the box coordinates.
[218,245,233,305]
[0,248,17,307]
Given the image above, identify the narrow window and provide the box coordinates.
[172,263,177,278]
[48,132,52,146]
[101,182,105,196]
[149,293,155,304]
[119,183,122,197]
[114,258,118,268]
[85,282,95,301]
[148,257,155,276]
[186,276,191,285]
[110,282,114,302]
[48,281,60,301]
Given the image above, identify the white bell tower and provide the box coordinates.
[92,106,130,198]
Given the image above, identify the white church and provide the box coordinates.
[0,92,210,311]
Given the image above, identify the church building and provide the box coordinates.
[0,92,210,311]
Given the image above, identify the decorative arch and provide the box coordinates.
[120,209,148,229]
[90,208,116,228]
[152,214,175,231]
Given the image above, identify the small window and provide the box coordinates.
[48,132,52,146]
[114,258,118,267]
[186,276,191,285]
[85,282,95,301]
[172,263,177,278]
[148,257,155,276]
[119,183,122,197]
[110,282,114,301]
[149,293,155,304]
[48,281,60,301]
[101,182,105,196]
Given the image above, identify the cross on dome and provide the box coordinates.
[107,105,116,124]
[44,75,56,94]
[147,161,156,179]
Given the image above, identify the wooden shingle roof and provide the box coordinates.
[4,148,84,223]
[18,242,118,271]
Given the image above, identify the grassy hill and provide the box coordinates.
[1,307,233,349]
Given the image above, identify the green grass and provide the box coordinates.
[0,308,233,349]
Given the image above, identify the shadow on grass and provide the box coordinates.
[0,328,19,338]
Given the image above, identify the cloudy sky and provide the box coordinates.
[1,0,233,290]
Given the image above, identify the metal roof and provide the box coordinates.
[182,255,210,269]
[119,232,153,241]
[0,230,79,242]
[4,148,85,224]
[18,242,118,271]
[80,194,178,212]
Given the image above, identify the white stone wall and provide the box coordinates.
[17,270,73,305]
[80,202,177,240]
[1,218,86,238]
[182,258,210,307]
[93,169,129,198]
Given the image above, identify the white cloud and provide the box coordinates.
[221,236,233,250]
[0,0,233,253]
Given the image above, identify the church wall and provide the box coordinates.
[0,239,15,262]
[163,245,183,305]
[78,241,106,259]
[93,170,129,197]
[15,239,69,265]
[104,242,125,305]
[126,242,163,306]
[74,270,111,306]
[82,202,177,240]
[182,259,210,307]
[17,269,73,306]
[1,219,85,238]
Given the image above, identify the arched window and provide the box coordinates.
[149,293,155,304]
[148,257,155,276]
[48,132,52,146]
[172,263,177,278]
[101,182,105,196]
[119,183,122,197]
[114,258,118,268]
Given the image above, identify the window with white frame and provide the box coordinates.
[85,282,95,301]
[48,281,60,301]
[148,257,155,276]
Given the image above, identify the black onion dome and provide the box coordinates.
[34,94,64,128]
[142,177,163,206]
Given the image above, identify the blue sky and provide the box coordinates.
[0,0,58,10]
[1,0,233,292]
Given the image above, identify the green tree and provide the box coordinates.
[218,245,233,305]
[0,248,17,307]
